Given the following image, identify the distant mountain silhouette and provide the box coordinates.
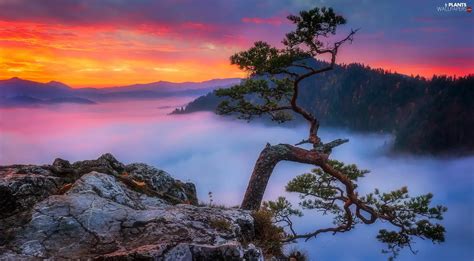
[0,77,73,99]
[172,62,474,155]
[0,95,96,107]
[46,97,96,104]
[0,95,44,107]
[0,77,241,107]
[45,81,72,90]
[101,78,241,93]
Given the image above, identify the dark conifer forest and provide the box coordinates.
[175,62,474,155]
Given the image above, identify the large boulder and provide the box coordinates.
[0,155,261,260]
[124,163,197,205]
[0,154,197,220]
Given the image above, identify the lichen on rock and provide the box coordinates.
[0,154,262,260]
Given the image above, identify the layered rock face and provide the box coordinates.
[0,154,262,260]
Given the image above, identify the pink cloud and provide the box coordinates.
[401,26,450,33]
[242,16,284,26]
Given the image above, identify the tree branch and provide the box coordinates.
[283,199,354,242]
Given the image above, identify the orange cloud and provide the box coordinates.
[0,20,245,87]
[1,14,471,88]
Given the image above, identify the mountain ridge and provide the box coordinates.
[172,62,474,155]
[0,77,242,106]
[0,77,241,90]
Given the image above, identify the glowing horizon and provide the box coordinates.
[1,1,472,88]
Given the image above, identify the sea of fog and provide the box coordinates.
[0,98,472,260]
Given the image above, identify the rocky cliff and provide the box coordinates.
[0,154,262,260]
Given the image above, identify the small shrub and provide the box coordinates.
[251,208,285,258]
[208,191,214,205]
[198,202,237,209]
[209,218,231,231]
[287,247,309,261]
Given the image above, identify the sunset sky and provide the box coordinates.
[0,0,472,87]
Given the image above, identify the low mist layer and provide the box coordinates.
[0,98,472,260]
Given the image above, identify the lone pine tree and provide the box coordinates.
[215,7,446,259]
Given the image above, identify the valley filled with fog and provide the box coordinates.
[0,98,472,260]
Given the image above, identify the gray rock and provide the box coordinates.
[0,165,61,219]
[125,163,197,205]
[0,155,262,260]
[50,153,126,177]
[0,154,196,217]
[97,242,263,261]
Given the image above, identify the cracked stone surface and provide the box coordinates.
[0,154,262,260]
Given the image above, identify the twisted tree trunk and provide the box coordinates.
[240,143,327,210]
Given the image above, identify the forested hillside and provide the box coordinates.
[173,62,473,155]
